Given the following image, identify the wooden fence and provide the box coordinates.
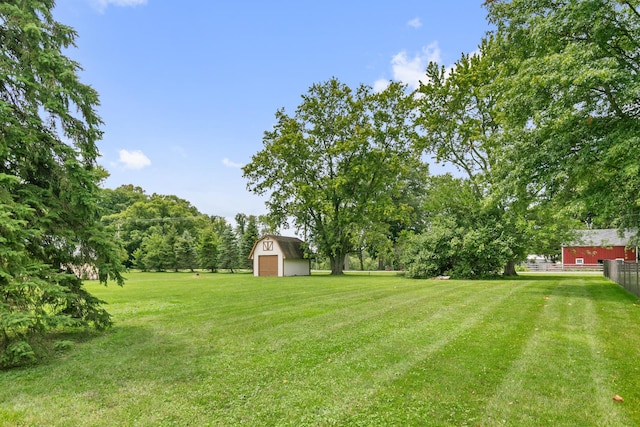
[525,262,603,272]
[603,260,640,298]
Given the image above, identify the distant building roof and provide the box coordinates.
[568,229,637,247]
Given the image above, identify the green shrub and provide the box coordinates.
[0,340,35,368]
[401,217,514,279]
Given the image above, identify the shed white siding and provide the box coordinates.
[283,259,311,277]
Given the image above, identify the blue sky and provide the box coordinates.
[54,0,490,220]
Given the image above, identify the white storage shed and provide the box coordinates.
[248,235,310,277]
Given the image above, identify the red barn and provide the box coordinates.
[562,229,637,269]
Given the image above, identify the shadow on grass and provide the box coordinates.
[2,324,155,373]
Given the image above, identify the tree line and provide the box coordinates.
[100,185,271,273]
[99,185,397,273]
[98,185,282,272]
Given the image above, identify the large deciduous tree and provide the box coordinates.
[414,39,577,276]
[99,184,147,217]
[0,0,124,366]
[415,45,533,276]
[401,175,521,279]
[417,49,500,191]
[485,0,640,231]
[243,78,420,274]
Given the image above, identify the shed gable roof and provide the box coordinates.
[248,235,306,259]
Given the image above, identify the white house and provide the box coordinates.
[248,235,310,277]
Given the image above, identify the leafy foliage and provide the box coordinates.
[485,0,640,231]
[98,185,146,217]
[401,177,515,279]
[0,0,124,366]
[413,37,582,275]
[413,45,532,275]
[136,228,175,271]
[100,188,271,273]
[243,78,421,274]
[102,192,204,268]
[416,47,500,188]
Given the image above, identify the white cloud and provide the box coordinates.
[222,158,243,169]
[92,0,147,12]
[118,149,151,170]
[407,17,422,29]
[390,42,442,90]
[373,79,390,93]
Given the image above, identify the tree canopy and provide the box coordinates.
[243,78,423,274]
[401,175,518,279]
[413,43,536,276]
[485,0,640,231]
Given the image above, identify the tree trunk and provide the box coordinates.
[503,260,518,276]
[329,255,345,275]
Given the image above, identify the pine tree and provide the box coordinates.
[218,226,239,273]
[175,230,198,272]
[198,229,219,273]
[0,0,124,366]
[240,215,260,270]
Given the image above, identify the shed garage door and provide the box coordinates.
[258,255,278,277]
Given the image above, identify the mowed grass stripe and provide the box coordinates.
[588,277,640,423]
[161,277,520,426]
[172,278,504,424]
[295,280,535,425]
[1,273,639,426]
[333,278,544,426]
[216,280,533,424]
[481,276,629,426]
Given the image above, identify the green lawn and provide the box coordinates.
[1,272,639,426]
